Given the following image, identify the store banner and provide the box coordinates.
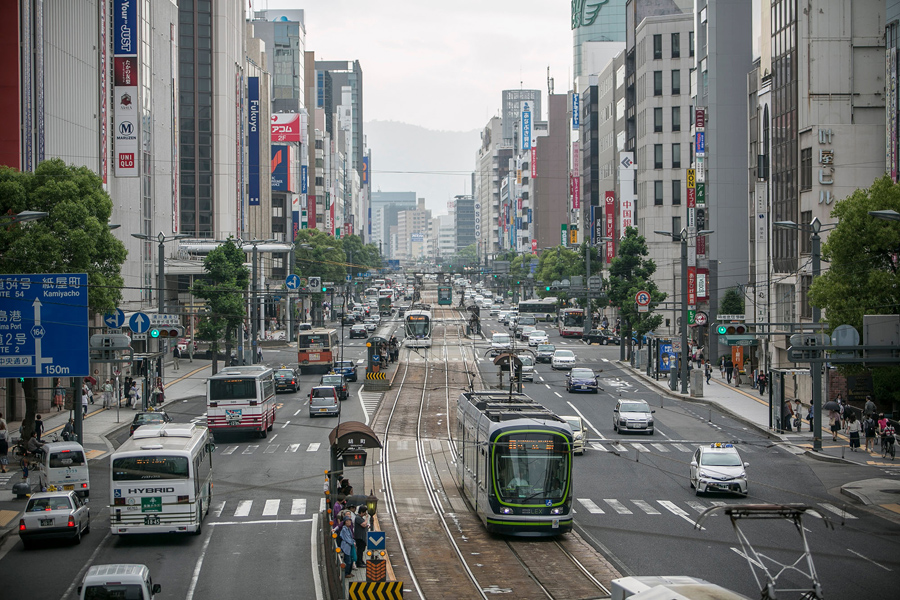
[571,175,580,209]
[247,77,260,206]
[605,192,615,263]
[688,266,697,307]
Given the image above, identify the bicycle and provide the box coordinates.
[882,434,895,460]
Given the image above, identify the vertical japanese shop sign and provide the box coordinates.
[113,0,138,177]
[247,76,260,206]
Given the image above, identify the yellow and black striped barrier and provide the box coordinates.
[366,371,386,380]
[365,558,386,582]
[349,581,403,600]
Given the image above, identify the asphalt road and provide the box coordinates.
[476,312,900,599]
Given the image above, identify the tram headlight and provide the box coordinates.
[550,507,563,515]
[500,507,513,515]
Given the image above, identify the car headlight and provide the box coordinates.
[574,433,583,440]
[699,471,711,479]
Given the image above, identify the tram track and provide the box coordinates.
[370,291,616,599]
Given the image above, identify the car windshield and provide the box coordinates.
[311,388,335,399]
[27,496,72,511]
[538,344,555,353]
[555,351,575,358]
[531,330,546,337]
[276,370,294,377]
[620,402,650,413]
[570,369,594,378]
[84,585,145,600]
[321,376,343,385]
[519,355,534,366]
[493,334,510,344]
[564,418,582,431]
[135,414,165,425]
[702,452,743,467]
[336,361,353,369]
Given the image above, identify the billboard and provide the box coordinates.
[522,102,532,149]
[113,0,138,177]
[271,113,301,142]
[271,145,293,192]
[301,164,308,194]
[248,77,260,206]
[411,233,424,242]
[572,93,580,129]
[605,192,615,263]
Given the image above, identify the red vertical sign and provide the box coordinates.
[571,176,581,209]
[687,266,697,306]
[605,192,615,263]
[697,234,706,256]
[686,187,696,208]
[530,147,537,178]
[531,239,537,253]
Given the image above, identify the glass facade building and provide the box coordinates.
[573,0,627,77]
[771,0,798,273]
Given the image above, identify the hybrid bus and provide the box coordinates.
[403,309,433,348]
[558,308,585,337]
[517,297,559,322]
[206,366,276,439]
[109,423,214,535]
[297,328,341,373]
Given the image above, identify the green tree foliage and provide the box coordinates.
[0,159,127,435]
[192,240,249,375]
[808,175,900,403]
[534,245,581,300]
[341,234,382,278]
[294,229,348,285]
[605,227,665,339]
[719,287,745,315]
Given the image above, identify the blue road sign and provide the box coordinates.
[345,275,352,282]
[285,273,301,290]
[364,272,371,278]
[104,308,126,329]
[0,273,89,377]
[129,312,150,334]
[367,531,385,551]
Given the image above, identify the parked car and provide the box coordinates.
[18,490,90,548]
[551,349,576,370]
[332,360,358,382]
[274,368,299,393]
[349,324,368,339]
[690,443,749,496]
[536,343,556,362]
[319,373,349,401]
[308,386,340,417]
[130,410,171,436]
[583,329,615,345]
[527,329,549,346]
[612,399,655,435]
[566,368,600,393]
[561,415,587,455]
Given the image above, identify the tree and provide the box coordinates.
[341,234,382,277]
[719,287,745,315]
[294,229,347,285]
[605,227,666,345]
[534,245,581,300]
[191,240,249,375]
[808,174,900,404]
[0,159,127,435]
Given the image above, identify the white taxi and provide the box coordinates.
[689,443,749,496]
[551,349,576,370]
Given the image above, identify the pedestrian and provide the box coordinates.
[0,411,9,473]
[878,413,889,449]
[257,346,263,363]
[704,360,712,384]
[173,346,181,371]
[725,358,734,384]
[864,395,876,419]
[863,413,877,452]
[339,517,355,577]
[128,382,139,409]
[757,372,767,396]
[102,379,113,408]
[782,398,794,432]
[793,399,802,432]
[54,382,65,411]
[34,414,44,441]
[83,382,94,405]
[152,377,165,406]
[733,365,742,387]
[332,497,344,528]
[62,418,75,442]
[829,410,842,441]
[354,506,369,569]
[719,356,726,378]
[845,413,861,451]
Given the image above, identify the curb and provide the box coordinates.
[839,485,872,505]
[802,449,857,465]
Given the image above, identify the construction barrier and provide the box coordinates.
[366,371,386,380]
[349,581,403,600]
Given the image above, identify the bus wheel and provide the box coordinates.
[260,428,267,439]
[194,503,203,535]
[267,421,274,432]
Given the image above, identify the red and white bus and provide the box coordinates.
[206,366,276,439]
[558,308,585,337]
[297,328,340,374]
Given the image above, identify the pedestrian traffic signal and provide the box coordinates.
[150,326,184,339]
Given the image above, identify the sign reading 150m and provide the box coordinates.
[0,273,90,378]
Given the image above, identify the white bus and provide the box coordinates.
[207,366,276,439]
[109,423,214,535]
[518,297,559,322]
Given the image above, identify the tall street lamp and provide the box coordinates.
[868,209,900,221]
[2,210,49,225]
[584,236,613,337]
[654,228,714,394]
[244,238,277,363]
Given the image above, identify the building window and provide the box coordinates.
[654,71,663,96]
[672,180,682,205]
[800,210,812,254]
[653,34,662,59]
[800,147,812,190]
[800,275,812,319]
[672,106,681,131]
[671,32,680,58]
[672,70,681,95]
[689,31,695,57]
[654,107,663,132]
[654,180,663,205]
[672,216,682,238]
[654,144,663,169]
[672,143,681,168]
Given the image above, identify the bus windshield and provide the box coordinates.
[112,456,190,481]
[562,312,584,327]
[298,333,333,348]
[495,434,569,503]
[209,378,257,401]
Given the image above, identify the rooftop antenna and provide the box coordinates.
[547,66,554,96]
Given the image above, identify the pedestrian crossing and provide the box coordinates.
[212,497,313,520]
[217,442,321,456]
[588,441,761,454]
[574,497,860,522]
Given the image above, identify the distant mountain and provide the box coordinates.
[364,120,481,216]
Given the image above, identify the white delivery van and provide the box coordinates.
[78,564,161,600]
[43,441,90,498]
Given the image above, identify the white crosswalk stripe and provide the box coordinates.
[589,442,608,452]
[307,443,320,452]
[631,500,661,515]
[577,498,605,514]
[604,499,633,515]
[242,445,258,455]
[263,444,279,454]
[286,444,301,453]
[657,501,703,529]
[233,500,253,517]
[685,500,708,514]
[291,499,307,515]
[631,443,650,452]
[672,443,691,452]
[817,503,858,519]
[222,446,238,455]
[650,443,670,452]
[262,499,280,516]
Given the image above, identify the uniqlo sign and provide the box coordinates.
[118,153,135,169]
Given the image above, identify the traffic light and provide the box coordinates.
[150,326,184,339]
[716,323,727,335]
[545,286,551,291]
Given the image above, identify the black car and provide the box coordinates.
[320,373,349,400]
[349,324,368,339]
[583,329,616,345]
[130,410,171,436]
[274,368,299,393]
[342,314,357,325]
[333,360,358,382]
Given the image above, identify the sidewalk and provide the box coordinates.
[621,360,900,520]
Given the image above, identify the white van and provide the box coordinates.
[490,333,512,356]
[78,564,161,600]
[43,441,90,498]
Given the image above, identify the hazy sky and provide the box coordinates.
[264,0,574,131]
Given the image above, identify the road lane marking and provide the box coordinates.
[578,498,605,514]
[264,445,278,454]
[545,384,551,390]
[630,443,650,452]
[282,420,291,428]
[287,444,301,452]
[604,499,633,515]
[242,445,258,455]
[672,443,691,452]
[566,401,604,441]
[554,391,562,397]
[291,499,307,515]
[234,500,253,517]
[602,358,610,362]
[685,501,708,514]
[211,519,312,526]
[848,548,892,571]
[262,499,280,516]
[307,443,320,452]
[267,434,278,442]
[185,528,214,600]
[222,446,238,455]
[658,501,703,530]
[612,443,629,452]
[214,501,226,517]
[319,497,326,512]
[294,409,302,416]
[650,443,670,452]
[818,503,857,519]
[631,500,660,515]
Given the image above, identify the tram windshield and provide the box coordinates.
[405,314,431,338]
[494,433,569,503]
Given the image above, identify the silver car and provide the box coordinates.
[690,443,749,496]
[612,399,655,434]
[18,490,91,549]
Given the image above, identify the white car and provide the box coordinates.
[561,415,587,455]
[527,329,549,346]
[371,313,381,323]
[551,349,576,370]
[490,333,512,356]
[612,399,655,434]
[690,443,749,496]
[516,354,535,382]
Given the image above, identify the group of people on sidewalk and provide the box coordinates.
[331,478,370,578]
[826,395,895,453]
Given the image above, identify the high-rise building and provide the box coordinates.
[534,95,571,250]
[251,10,306,114]
[371,191,417,258]
[315,60,364,173]
[572,0,627,77]
[454,194,477,255]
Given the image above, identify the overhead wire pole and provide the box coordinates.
[244,238,277,364]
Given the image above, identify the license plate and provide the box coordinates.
[144,515,161,525]
[319,408,328,412]
[628,423,644,429]
[309,353,320,361]
[63,484,74,490]
[40,519,53,527]
[579,386,588,390]
[228,420,241,426]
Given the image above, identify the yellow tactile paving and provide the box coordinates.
[85,449,106,460]
[0,509,19,527]
[881,503,900,515]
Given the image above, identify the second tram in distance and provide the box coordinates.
[437,284,452,305]
[456,390,574,536]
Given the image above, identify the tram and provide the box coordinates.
[437,284,452,306]
[456,390,574,536]
[403,309,433,348]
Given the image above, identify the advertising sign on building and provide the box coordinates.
[571,175,580,209]
[687,266,697,307]
[697,269,708,299]
[113,0,138,178]
[695,108,706,129]
[300,164,308,194]
[605,192,615,263]
[572,145,580,178]
[530,147,537,178]
[695,132,705,156]
[696,182,706,205]
[619,198,634,232]
[411,233,424,242]
[522,102,532,150]
[531,239,537,253]
[271,113,301,142]
[270,145,293,192]
[561,223,568,246]
[362,156,369,184]
[292,194,300,239]
[697,234,706,257]
[572,93,580,130]
[247,77,261,206]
